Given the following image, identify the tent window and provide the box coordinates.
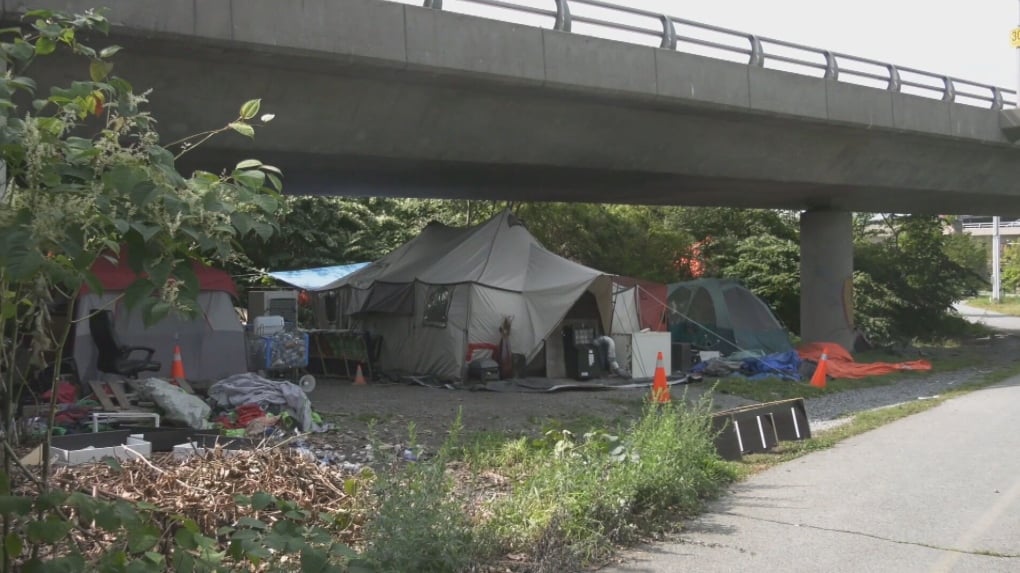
[423,285,452,327]
[689,288,716,325]
[723,288,777,328]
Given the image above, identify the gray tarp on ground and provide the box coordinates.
[208,373,315,432]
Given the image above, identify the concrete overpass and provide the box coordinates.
[7,0,1020,348]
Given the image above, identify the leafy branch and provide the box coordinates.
[167,98,277,159]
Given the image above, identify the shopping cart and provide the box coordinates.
[246,328,317,393]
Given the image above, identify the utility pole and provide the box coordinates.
[993,216,1001,303]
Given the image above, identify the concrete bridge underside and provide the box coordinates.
[11,0,1020,351]
[15,14,1020,216]
[132,45,1020,215]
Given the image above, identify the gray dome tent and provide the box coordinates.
[667,278,792,356]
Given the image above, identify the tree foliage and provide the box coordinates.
[512,203,690,283]
[1003,243,1020,293]
[720,234,800,332]
[0,9,283,568]
[243,198,983,346]
[854,215,980,343]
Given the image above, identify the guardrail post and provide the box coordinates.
[554,0,571,32]
[823,51,838,80]
[659,15,677,50]
[992,87,1005,110]
[748,35,764,67]
[423,0,442,8]
[942,76,956,103]
[886,64,901,93]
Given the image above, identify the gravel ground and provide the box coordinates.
[299,334,1020,464]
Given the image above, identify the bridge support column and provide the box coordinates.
[800,210,855,350]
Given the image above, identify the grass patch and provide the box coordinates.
[359,400,733,572]
[353,412,393,425]
[965,295,1020,317]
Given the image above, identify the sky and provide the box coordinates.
[405,0,1020,93]
[638,0,1017,89]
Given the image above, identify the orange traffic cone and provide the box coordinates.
[353,364,367,386]
[810,347,828,389]
[651,351,670,403]
[170,344,187,386]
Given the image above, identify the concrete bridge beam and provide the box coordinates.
[800,210,855,350]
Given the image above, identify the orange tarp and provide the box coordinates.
[797,342,932,380]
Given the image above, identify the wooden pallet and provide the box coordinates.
[88,379,134,411]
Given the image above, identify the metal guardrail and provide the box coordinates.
[962,221,1020,229]
[412,0,1014,110]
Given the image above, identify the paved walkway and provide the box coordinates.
[954,301,1020,332]
[603,376,1020,573]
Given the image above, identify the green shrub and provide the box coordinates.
[478,397,733,570]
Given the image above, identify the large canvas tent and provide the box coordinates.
[72,256,248,383]
[667,278,792,356]
[330,211,618,379]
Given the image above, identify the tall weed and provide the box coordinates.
[360,416,476,573]
[479,395,733,569]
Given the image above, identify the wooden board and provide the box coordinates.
[106,380,133,409]
[88,380,118,411]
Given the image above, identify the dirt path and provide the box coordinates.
[302,334,1020,465]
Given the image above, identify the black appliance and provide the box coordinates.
[562,324,603,381]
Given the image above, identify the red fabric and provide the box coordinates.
[613,277,668,331]
[235,403,267,427]
[41,381,79,404]
[798,342,932,380]
[82,249,237,297]
[465,342,499,362]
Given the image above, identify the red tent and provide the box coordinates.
[613,277,668,332]
[73,252,247,383]
[84,253,237,297]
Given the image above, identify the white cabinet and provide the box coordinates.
[630,332,671,379]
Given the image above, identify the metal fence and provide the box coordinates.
[397,0,1014,110]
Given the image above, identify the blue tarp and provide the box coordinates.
[690,350,802,381]
[741,350,802,381]
[267,263,369,292]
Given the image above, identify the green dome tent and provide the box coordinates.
[667,278,792,356]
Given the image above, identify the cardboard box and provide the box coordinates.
[172,435,254,460]
[50,434,152,466]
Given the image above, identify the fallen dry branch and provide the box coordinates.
[13,446,374,562]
